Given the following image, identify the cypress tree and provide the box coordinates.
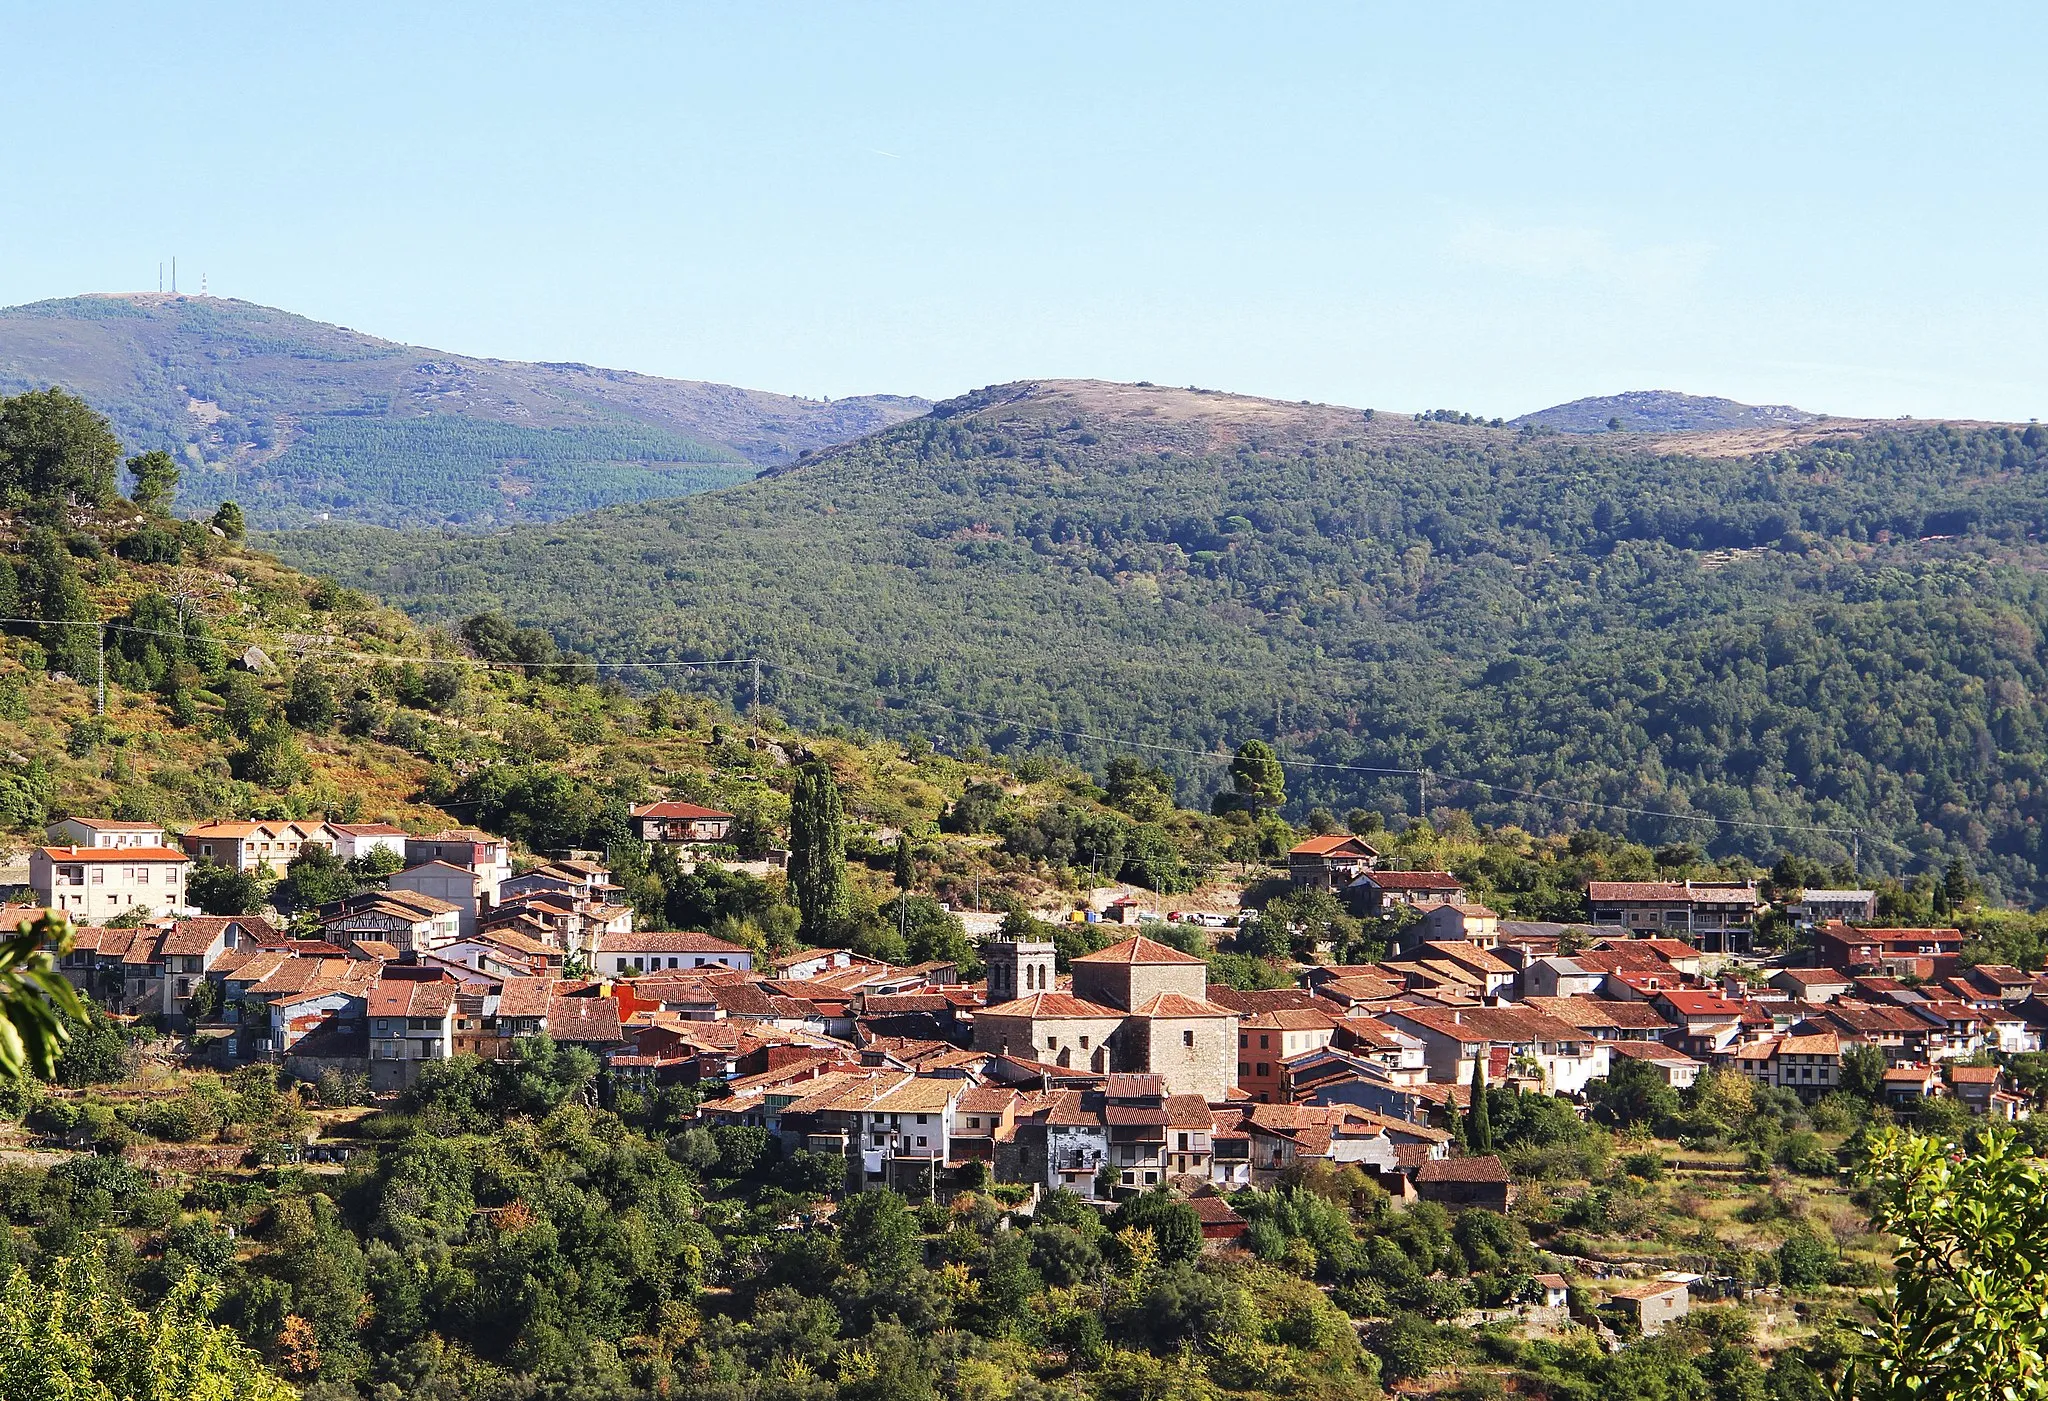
[1444,1084,1466,1152]
[789,761,849,941]
[893,833,914,891]
[1469,1052,1493,1155]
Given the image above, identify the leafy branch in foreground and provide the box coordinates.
[0,910,85,1080]
[0,1244,295,1400]
[1838,1126,2048,1399]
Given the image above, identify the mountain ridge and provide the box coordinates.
[0,293,930,528]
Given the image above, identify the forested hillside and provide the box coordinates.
[0,294,928,528]
[0,384,1253,934]
[276,380,2048,901]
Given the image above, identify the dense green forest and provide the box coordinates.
[274,381,2048,901]
[1,1029,1925,1401]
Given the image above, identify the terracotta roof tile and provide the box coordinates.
[1073,935,1208,967]
[1416,1154,1509,1183]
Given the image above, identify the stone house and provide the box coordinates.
[1413,1154,1515,1212]
[1603,1280,1690,1335]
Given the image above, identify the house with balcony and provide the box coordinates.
[156,917,272,1022]
[31,843,194,921]
[629,801,737,850]
[1584,880,1762,954]
[320,889,463,952]
[1287,835,1380,892]
[1379,1005,1606,1094]
[1729,1031,1841,1100]
[368,977,458,1091]
[1814,921,1965,979]
[1346,869,1463,916]
[178,821,334,874]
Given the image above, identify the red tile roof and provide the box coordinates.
[159,916,280,955]
[37,845,189,862]
[368,979,457,1018]
[632,801,734,820]
[1362,870,1462,891]
[1183,1196,1243,1224]
[603,930,750,955]
[1289,835,1379,857]
[1074,935,1208,967]
[1129,992,1236,1018]
[1416,1154,1509,1183]
[546,994,625,1043]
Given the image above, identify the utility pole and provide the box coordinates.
[1417,770,1427,821]
[96,625,106,717]
[751,659,761,750]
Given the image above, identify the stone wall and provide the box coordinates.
[1140,1014,1237,1100]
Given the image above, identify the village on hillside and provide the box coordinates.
[16,803,2035,1343]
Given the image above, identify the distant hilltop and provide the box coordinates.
[1513,390,1820,434]
[0,292,930,529]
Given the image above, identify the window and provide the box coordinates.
[1046,1036,1057,1050]
[1255,1063,1268,1077]
[1183,1030,1194,1047]
[1080,1036,1090,1048]
[1238,1062,1249,1077]
[915,1136,927,1147]
[1239,1034,1248,1048]
[1177,1133,1189,1151]
[915,1114,927,1125]
[968,1117,981,1129]
[1259,1034,1269,1049]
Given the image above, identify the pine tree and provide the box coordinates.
[1227,740,1286,813]
[1469,1052,1493,1155]
[789,761,849,941]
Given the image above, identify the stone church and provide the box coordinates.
[974,934,1238,1101]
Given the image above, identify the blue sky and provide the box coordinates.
[5,2,2045,419]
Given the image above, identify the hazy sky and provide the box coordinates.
[6,2,2045,419]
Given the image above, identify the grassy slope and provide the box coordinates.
[0,501,1165,913]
